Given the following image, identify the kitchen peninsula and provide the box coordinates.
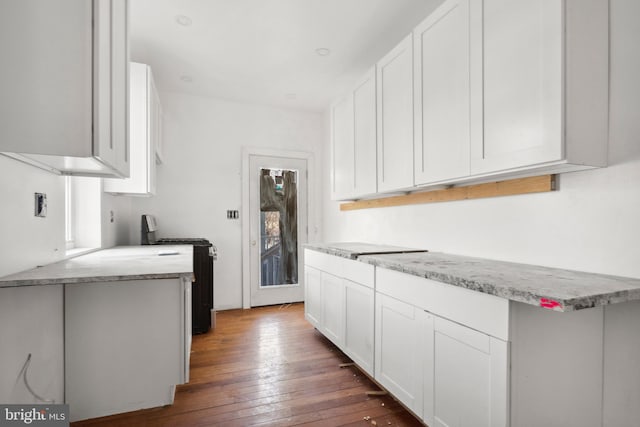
[0,245,193,422]
[305,243,640,427]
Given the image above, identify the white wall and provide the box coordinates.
[0,157,65,277]
[128,93,324,310]
[323,0,640,279]
[0,156,132,278]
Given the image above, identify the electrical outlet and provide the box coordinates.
[227,210,239,219]
[34,193,47,217]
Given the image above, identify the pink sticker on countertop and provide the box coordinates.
[540,298,562,310]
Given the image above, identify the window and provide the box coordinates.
[65,176,75,250]
[64,176,102,255]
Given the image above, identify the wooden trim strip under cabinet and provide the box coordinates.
[340,175,556,211]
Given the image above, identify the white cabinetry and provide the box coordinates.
[65,277,190,422]
[304,266,322,328]
[305,249,640,426]
[413,0,474,185]
[329,0,607,199]
[472,0,608,175]
[376,35,414,193]
[375,293,426,417]
[105,62,161,195]
[424,313,508,427]
[330,95,354,200]
[0,285,64,404]
[343,279,374,376]
[352,68,378,198]
[331,67,377,201]
[0,0,130,178]
[304,249,375,376]
[376,267,510,425]
[320,272,345,347]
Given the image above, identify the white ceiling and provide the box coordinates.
[129,0,443,112]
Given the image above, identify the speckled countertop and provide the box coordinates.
[360,252,640,312]
[304,242,427,260]
[0,245,193,288]
[305,245,640,312]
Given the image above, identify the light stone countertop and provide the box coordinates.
[304,242,427,260]
[357,251,640,312]
[0,245,193,288]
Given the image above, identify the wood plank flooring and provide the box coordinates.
[72,303,424,426]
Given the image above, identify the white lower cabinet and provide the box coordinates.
[65,278,190,422]
[344,279,375,376]
[424,313,508,427]
[376,266,509,425]
[304,249,375,375]
[320,272,345,347]
[375,293,427,418]
[304,266,322,328]
[304,250,640,426]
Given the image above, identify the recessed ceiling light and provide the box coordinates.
[315,48,331,56]
[180,75,193,83]
[175,15,192,26]
[285,93,297,100]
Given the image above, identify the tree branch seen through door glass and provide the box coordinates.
[259,169,298,286]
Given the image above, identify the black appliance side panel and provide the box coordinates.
[192,246,213,334]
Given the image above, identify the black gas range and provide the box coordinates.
[141,215,216,334]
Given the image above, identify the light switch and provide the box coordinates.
[34,193,47,217]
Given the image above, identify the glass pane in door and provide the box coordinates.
[259,168,298,287]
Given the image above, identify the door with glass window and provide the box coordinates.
[249,155,307,307]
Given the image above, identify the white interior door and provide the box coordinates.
[249,155,307,307]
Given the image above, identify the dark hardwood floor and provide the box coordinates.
[72,303,424,426]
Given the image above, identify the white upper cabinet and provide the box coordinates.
[330,95,354,200]
[0,0,129,178]
[352,68,378,198]
[472,0,608,175]
[105,62,161,196]
[414,0,473,185]
[376,35,415,193]
[331,67,377,201]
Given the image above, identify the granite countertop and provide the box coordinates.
[0,245,193,288]
[356,252,640,312]
[304,242,427,260]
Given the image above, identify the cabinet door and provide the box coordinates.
[110,0,130,177]
[104,62,158,195]
[424,314,509,427]
[94,0,130,177]
[304,266,322,328]
[375,293,425,417]
[344,280,374,376]
[149,71,161,194]
[376,34,414,192]
[0,0,93,156]
[321,272,345,347]
[353,67,377,197]
[471,0,563,174]
[414,0,471,185]
[331,95,354,200]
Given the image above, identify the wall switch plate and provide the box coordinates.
[227,210,239,219]
[34,193,47,217]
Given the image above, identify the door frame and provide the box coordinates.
[241,147,316,309]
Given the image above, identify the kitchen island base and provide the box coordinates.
[65,277,191,422]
